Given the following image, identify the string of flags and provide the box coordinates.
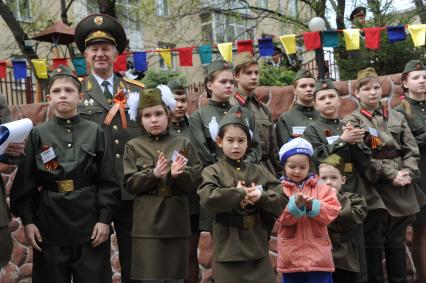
[0,23,424,81]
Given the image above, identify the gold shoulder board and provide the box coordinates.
[123,77,145,89]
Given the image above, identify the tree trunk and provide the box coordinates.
[336,0,346,30]
[60,0,76,58]
[0,1,38,63]
[97,0,117,18]
[414,0,426,24]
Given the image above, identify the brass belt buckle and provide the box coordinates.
[158,187,172,197]
[242,215,256,229]
[344,163,353,173]
[57,180,74,193]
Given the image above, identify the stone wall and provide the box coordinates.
[0,73,417,282]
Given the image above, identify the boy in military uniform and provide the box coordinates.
[275,69,320,148]
[343,68,426,283]
[198,106,287,283]
[395,60,426,282]
[123,88,202,282]
[10,65,120,283]
[74,13,144,283]
[231,52,280,175]
[318,154,367,283]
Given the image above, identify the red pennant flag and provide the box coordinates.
[237,40,254,54]
[364,27,382,49]
[303,32,321,50]
[0,61,6,78]
[178,47,193,66]
[52,58,68,68]
[113,53,127,72]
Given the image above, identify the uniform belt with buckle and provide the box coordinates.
[344,163,353,173]
[43,177,94,193]
[158,187,172,197]
[216,213,258,229]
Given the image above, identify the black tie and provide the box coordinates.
[101,81,113,100]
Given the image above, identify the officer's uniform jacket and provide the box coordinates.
[198,157,287,262]
[343,104,426,216]
[10,116,120,245]
[275,103,320,148]
[78,74,143,200]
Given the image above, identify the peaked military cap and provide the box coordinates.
[350,6,366,21]
[48,65,81,87]
[74,14,127,54]
[320,154,345,175]
[403,60,425,74]
[314,79,337,94]
[218,106,251,141]
[233,52,257,72]
[273,46,283,55]
[292,69,315,84]
[138,88,163,109]
[356,67,378,82]
[207,60,232,76]
[167,79,186,95]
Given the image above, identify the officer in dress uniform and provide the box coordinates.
[74,14,144,283]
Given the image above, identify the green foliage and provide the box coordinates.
[259,64,296,86]
[335,34,424,81]
[141,69,188,88]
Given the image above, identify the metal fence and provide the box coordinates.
[0,67,40,106]
[302,49,339,80]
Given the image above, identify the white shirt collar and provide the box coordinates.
[92,73,114,89]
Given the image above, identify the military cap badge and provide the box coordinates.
[94,16,103,25]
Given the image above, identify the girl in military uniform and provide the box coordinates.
[395,60,426,283]
[343,68,426,283]
[123,88,202,282]
[303,80,369,283]
[318,154,367,283]
[276,69,320,148]
[198,106,287,283]
[277,138,341,283]
[10,65,120,283]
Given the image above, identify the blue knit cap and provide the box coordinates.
[279,137,313,165]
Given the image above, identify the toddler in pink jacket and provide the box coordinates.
[277,138,341,283]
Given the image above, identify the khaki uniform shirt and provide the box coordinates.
[343,105,426,216]
[275,103,320,148]
[123,131,202,238]
[79,74,144,200]
[230,88,280,175]
[198,157,288,262]
[328,192,367,272]
[10,116,120,245]
[303,116,372,194]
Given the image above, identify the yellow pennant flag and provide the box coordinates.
[279,35,297,55]
[408,24,426,47]
[343,29,360,50]
[159,49,172,68]
[217,42,233,62]
[31,59,48,79]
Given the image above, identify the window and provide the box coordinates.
[7,0,31,22]
[117,0,141,30]
[287,0,298,17]
[258,0,268,9]
[158,42,176,70]
[201,12,255,44]
[156,0,168,17]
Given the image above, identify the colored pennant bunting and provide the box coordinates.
[114,53,127,72]
[322,31,339,48]
[387,26,407,43]
[159,49,172,68]
[363,27,382,49]
[12,60,26,80]
[178,47,193,66]
[237,40,254,54]
[408,24,426,47]
[343,29,360,50]
[52,58,67,68]
[71,57,87,76]
[133,51,147,71]
[31,59,48,79]
[258,37,274,57]
[303,32,321,51]
[217,42,233,62]
[0,61,6,79]
[279,35,297,54]
[198,45,212,64]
